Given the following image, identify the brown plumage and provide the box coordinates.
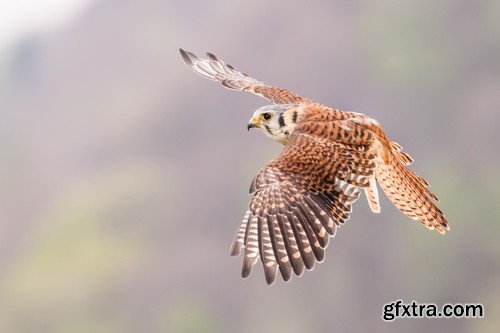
[180,49,449,284]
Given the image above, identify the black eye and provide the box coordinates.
[262,113,271,120]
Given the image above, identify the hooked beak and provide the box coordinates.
[247,117,259,131]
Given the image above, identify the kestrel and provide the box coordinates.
[180,49,449,285]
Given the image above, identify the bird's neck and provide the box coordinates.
[274,105,306,145]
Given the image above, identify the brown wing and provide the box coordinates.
[298,104,449,233]
[179,49,313,104]
[336,113,449,233]
[230,130,377,284]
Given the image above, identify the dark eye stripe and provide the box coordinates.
[292,110,298,123]
[278,114,285,127]
[264,124,273,135]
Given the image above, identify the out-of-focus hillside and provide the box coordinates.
[0,0,499,332]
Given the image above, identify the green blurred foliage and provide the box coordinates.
[0,0,499,332]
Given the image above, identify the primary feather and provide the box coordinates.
[181,49,449,284]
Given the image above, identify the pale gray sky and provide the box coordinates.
[0,0,92,51]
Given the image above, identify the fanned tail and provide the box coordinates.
[375,152,449,234]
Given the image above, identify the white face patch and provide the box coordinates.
[250,105,299,144]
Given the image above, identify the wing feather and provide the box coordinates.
[287,212,316,270]
[180,49,313,104]
[259,216,279,284]
[241,215,259,278]
[267,215,292,282]
[295,205,326,262]
[232,131,369,283]
[276,213,305,276]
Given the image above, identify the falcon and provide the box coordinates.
[179,49,449,285]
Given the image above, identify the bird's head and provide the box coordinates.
[247,104,302,144]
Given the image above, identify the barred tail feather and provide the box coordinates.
[364,176,380,213]
[375,156,449,233]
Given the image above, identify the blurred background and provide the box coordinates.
[0,0,499,332]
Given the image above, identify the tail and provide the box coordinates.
[375,144,449,234]
[364,176,380,213]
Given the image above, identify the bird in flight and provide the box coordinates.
[179,49,449,285]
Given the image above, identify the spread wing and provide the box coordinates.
[179,49,313,104]
[230,127,377,284]
[299,105,449,234]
